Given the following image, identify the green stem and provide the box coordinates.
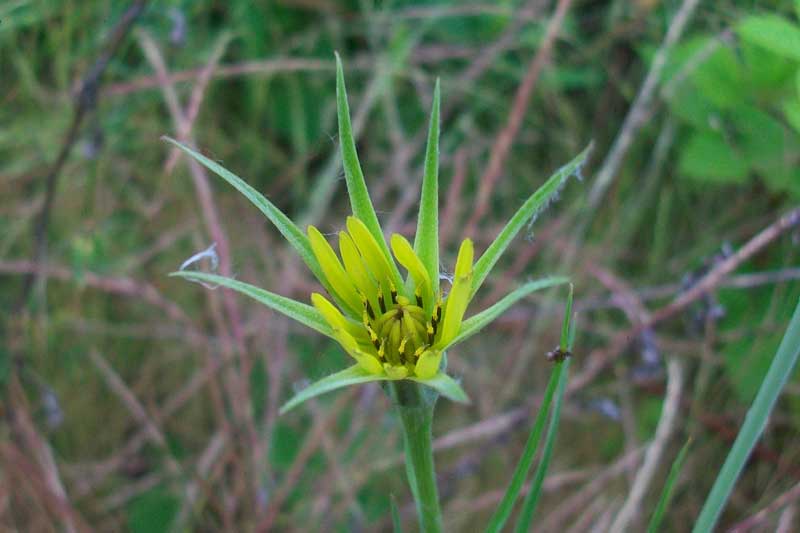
[394,381,443,533]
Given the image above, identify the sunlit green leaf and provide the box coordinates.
[678,131,748,183]
[737,14,800,62]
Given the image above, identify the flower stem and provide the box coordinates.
[394,381,443,532]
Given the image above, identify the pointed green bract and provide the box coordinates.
[471,144,593,298]
[170,271,332,338]
[163,137,325,283]
[414,79,441,293]
[334,54,404,289]
[448,277,569,349]
[280,364,388,414]
[409,372,469,404]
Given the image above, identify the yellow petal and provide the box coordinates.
[438,239,473,345]
[414,349,442,379]
[346,217,395,302]
[308,225,362,315]
[390,233,433,311]
[339,231,380,310]
[325,317,383,375]
[311,293,365,340]
[384,363,409,380]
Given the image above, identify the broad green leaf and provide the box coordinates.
[471,145,591,299]
[410,372,469,404]
[163,137,324,283]
[782,99,800,134]
[449,277,569,349]
[127,487,179,533]
[414,78,441,293]
[647,438,692,533]
[334,54,404,290]
[280,364,387,414]
[737,15,800,62]
[691,46,744,109]
[693,297,800,532]
[678,131,748,183]
[170,271,332,338]
[730,106,785,172]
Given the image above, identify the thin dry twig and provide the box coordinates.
[609,358,684,533]
[729,481,800,532]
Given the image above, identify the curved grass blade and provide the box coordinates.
[162,137,325,283]
[692,297,800,532]
[334,54,404,290]
[514,358,570,532]
[471,144,592,299]
[414,78,441,293]
[448,277,569,349]
[280,365,388,414]
[171,271,332,337]
[390,494,403,533]
[409,372,469,404]
[647,438,692,533]
[514,286,575,532]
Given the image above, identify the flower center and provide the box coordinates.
[362,291,440,369]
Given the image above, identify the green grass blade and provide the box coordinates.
[514,286,575,532]
[448,277,569,349]
[414,78,441,293]
[280,365,388,414]
[390,494,403,533]
[692,297,800,532]
[470,144,592,298]
[171,271,332,338]
[162,137,324,283]
[647,438,692,533]
[514,359,570,532]
[334,54,404,289]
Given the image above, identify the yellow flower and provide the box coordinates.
[167,54,588,413]
[308,218,474,381]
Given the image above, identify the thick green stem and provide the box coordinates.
[394,381,443,533]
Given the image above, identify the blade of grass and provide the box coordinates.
[647,438,692,533]
[485,284,574,533]
[692,297,800,532]
[170,271,332,337]
[470,144,592,299]
[334,53,404,290]
[514,286,575,532]
[390,494,403,533]
[414,78,441,293]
